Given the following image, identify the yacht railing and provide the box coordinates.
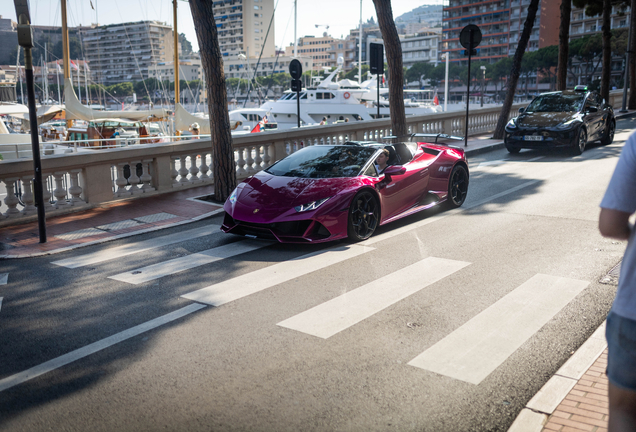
[0,91,624,224]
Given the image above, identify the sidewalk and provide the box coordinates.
[0,134,506,260]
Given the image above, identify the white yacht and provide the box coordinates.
[258,65,443,130]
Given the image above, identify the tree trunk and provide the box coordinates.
[557,0,571,90]
[189,0,236,202]
[628,0,636,108]
[600,0,611,102]
[493,0,541,139]
[372,0,407,138]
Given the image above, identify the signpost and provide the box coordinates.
[459,24,482,148]
[289,59,302,128]
[369,43,384,119]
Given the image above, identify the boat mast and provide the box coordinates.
[173,0,180,135]
[359,0,362,85]
[44,42,49,102]
[294,0,297,57]
[16,46,24,104]
[56,61,61,104]
[61,0,72,126]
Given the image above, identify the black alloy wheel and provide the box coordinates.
[601,119,615,145]
[347,190,379,241]
[448,164,469,208]
[506,145,521,154]
[572,128,587,155]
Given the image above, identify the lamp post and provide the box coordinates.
[480,65,486,108]
[14,0,46,243]
[443,52,449,112]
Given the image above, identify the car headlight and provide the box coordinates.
[557,119,578,129]
[506,118,517,129]
[294,197,330,213]
[229,188,238,204]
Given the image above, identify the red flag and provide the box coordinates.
[251,122,262,133]
[382,76,385,85]
[70,60,79,70]
[433,95,439,106]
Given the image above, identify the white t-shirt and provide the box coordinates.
[600,131,636,320]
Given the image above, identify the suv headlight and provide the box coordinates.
[506,118,517,129]
[294,197,330,213]
[557,119,578,129]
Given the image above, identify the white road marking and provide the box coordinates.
[51,225,221,268]
[0,273,7,285]
[109,240,272,284]
[474,156,545,168]
[0,297,3,313]
[0,303,207,393]
[182,244,374,306]
[277,257,470,339]
[407,274,589,385]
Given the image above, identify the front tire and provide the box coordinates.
[601,119,615,145]
[447,164,469,208]
[347,190,379,241]
[506,145,521,154]
[572,128,587,155]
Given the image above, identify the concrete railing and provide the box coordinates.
[0,99,574,225]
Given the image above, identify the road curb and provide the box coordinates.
[0,208,225,260]
[507,321,607,432]
[465,142,505,157]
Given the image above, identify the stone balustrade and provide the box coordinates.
[1,92,623,226]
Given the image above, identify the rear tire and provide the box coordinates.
[601,119,615,145]
[447,164,469,208]
[572,128,587,155]
[506,145,521,154]
[347,190,380,241]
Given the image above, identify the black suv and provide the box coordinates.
[504,86,615,155]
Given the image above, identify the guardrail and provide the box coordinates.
[1,92,621,225]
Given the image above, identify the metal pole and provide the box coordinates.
[481,68,485,108]
[464,32,473,148]
[620,21,631,112]
[24,49,47,242]
[377,73,380,119]
[359,0,362,85]
[294,0,297,57]
[296,88,301,128]
[444,52,449,112]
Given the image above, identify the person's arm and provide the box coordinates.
[599,208,633,240]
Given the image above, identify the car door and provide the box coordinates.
[584,93,603,139]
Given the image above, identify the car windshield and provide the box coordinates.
[265,146,377,178]
[525,94,585,113]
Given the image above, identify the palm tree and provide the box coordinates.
[493,0,541,139]
[189,0,236,202]
[372,0,407,138]
[557,0,572,90]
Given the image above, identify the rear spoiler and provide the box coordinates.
[382,133,464,145]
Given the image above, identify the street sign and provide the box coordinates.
[460,24,482,50]
[289,59,302,80]
[291,78,302,92]
[369,43,384,75]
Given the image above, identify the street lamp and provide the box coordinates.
[480,65,486,108]
[443,52,450,112]
[14,0,46,243]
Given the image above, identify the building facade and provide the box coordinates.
[224,55,313,79]
[82,21,173,86]
[441,0,559,65]
[400,30,441,69]
[213,0,276,60]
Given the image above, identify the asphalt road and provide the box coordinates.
[1,117,634,431]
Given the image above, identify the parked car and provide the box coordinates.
[221,139,469,243]
[504,86,615,155]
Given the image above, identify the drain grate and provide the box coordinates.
[600,260,622,285]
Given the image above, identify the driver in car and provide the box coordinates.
[375,149,390,173]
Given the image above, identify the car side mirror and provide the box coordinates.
[384,165,406,175]
[518,107,525,113]
[586,106,598,113]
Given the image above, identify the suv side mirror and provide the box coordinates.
[518,107,525,113]
[586,106,598,113]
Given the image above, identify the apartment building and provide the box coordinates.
[224,55,313,79]
[442,0,559,65]
[82,21,173,86]
[401,30,441,69]
[285,34,343,71]
[567,4,630,88]
[148,60,204,83]
[214,0,276,60]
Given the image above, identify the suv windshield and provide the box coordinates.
[525,94,585,113]
[265,146,377,178]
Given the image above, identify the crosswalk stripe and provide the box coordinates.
[407,274,589,385]
[51,225,221,268]
[277,257,471,339]
[109,240,272,284]
[0,273,7,285]
[182,244,374,306]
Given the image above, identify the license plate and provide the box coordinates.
[524,135,543,141]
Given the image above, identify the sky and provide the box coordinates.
[0,0,444,53]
